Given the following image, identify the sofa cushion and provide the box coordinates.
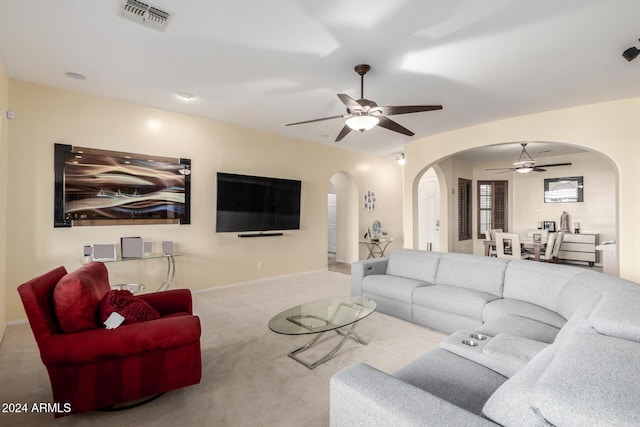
[53,262,111,333]
[361,274,429,302]
[503,261,582,312]
[413,284,500,319]
[532,333,640,426]
[99,290,160,325]
[394,348,507,415]
[483,299,566,329]
[385,249,442,283]
[482,345,556,427]
[475,315,560,344]
[588,290,640,342]
[435,253,508,297]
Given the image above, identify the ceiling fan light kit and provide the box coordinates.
[486,143,572,174]
[285,64,443,142]
[345,115,379,132]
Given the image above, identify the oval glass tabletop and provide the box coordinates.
[268,296,377,335]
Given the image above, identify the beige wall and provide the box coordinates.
[404,97,640,282]
[0,59,8,334]
[4,79,404,322]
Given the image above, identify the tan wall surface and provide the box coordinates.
[404,97,640,281]
[0,59,8,332]
[4,80,404,322]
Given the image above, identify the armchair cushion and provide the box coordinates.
[53,262,110,333]
[98,289,160,325]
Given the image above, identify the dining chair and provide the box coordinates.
[495,232,528,260]
[535,232,556,262]
[489,229,503,241]
[484,230,497,257]
[551,231,565,263]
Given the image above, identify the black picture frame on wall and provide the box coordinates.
[54,143,191,227]
[544,176,584,203]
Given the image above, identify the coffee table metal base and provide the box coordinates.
[288,320,367,370]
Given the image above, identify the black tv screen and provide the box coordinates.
[216,172,301,232]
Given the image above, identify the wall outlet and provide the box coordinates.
[257,260,263,269]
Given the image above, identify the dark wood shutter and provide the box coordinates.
[458,178,472,241]
[477,180,508,239]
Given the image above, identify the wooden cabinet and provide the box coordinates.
[558,233,598,266]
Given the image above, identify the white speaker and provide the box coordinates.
[92,244,116,261]
[143,241,153,254]
[121,237,143,258]
[162,241,173,255]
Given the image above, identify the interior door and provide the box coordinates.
[327,193,337,253]
[418,173,440,251]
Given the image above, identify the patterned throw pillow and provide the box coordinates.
[98,289,160,326]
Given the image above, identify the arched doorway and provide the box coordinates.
[410,141,618,269]
[328,172,359,272]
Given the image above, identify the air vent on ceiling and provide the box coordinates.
[119,0,173,32]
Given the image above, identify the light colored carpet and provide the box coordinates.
[0,270,445,427]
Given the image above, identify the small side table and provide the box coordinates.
[359,237,394,259]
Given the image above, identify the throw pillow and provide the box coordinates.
[99,290,160,325]
[53,262,111,333]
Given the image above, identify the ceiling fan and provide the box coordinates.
[486,143,572,174]
[285,64,443,142]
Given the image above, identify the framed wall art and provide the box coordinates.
[54,143,191,227]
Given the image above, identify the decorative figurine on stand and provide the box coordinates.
[560,211,570,232]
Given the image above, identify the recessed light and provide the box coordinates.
[65,72,86,80]
[176,92,195,101]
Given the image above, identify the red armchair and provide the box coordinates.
[17,262,202,417]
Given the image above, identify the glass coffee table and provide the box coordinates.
[268,296,377,369]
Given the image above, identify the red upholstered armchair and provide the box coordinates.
[17,262,202,417]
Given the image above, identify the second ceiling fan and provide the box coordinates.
[486,143,572,174]
[286,64,443,142]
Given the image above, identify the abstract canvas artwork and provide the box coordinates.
[54,144,191,226]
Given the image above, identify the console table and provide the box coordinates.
[81,253,179,292]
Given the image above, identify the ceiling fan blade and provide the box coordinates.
[377,116,414,136]
[485,167,515,171]
[379,105,443,116]
[495,169,514,174]
[337,94,362,110]
[285,114,347,126]
[533,168,547,172]
[535,163,572,168]
[335,125,352,142]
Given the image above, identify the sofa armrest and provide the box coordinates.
[350,258,389,296]
[330,363,499,427]
[40,314,201,366]
[137,289,193,315]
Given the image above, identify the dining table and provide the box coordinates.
[483,239,546,261]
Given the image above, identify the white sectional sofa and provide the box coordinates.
[331,249,640,426]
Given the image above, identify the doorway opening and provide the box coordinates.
[328,172,359,274]
[417,168,441,252]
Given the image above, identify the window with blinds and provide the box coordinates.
[458,178,472,241]
[478,180,508,239]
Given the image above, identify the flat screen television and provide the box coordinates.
[216,172,301,233]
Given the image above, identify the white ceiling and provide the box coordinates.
[1,0,639,158]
